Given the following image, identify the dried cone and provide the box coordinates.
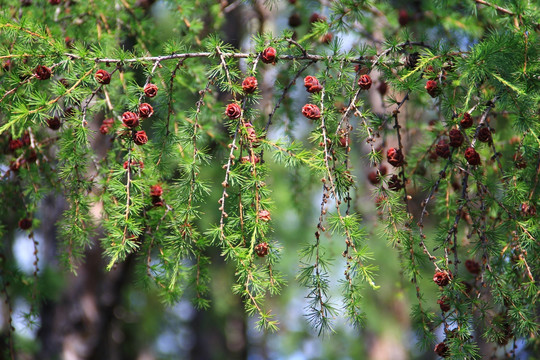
[302,104,321,120]
[387,148,404,167]
[261,47,277,64]
[464,147,481,166]
[358,74,372,90]
[95,69,111,84]
[144,83,158,98]
[225,103,242,119]
[255,242,269,257]
[242,76,258,94]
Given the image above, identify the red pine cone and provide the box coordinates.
[464,147,481,165]
[309,13,326,23]
[144,83,158,98]
[225,103,242,119]
[58,78,69,87]
[435,140,450,159]
[47,116,61,130]
[433,271,451,286]
[22,132,31,146]
[460,113,473,128]
[338,135,350,148]
[255,242,269,257]
[521,203,536,217]
[123,160,144,170]
[152,196,164,207]
[358,74,372,90]
[367,170,380,185]
[9,139,24,151]
[34,65,51,80]
[243,122,257,142]
[398,9,409,26]
[465,259,480,274]
[425,80,440,98]
[320,33,333,44]
[95,69,111,84]
[302,104,321,120]
[377,81,388,96]
[434,342,450,357]
[258,210,271,222]
[10,160,21,171]
[304,76,322,93]
[288,13,301,27]
[388,176,403,192]
[122,112,140,128]
[150,185,163,197]
[437,297,451,312]
[513,152,527,169]
[27,150,37,163]
[133,130,148,145]
[18,218,32,230]
[139,103,154,118]
[261,47,277,64]
[240,155,260,164]
[387,148,404,167]
[100,118,114,134]
[448,129,464,148]
[242,76,258,94]
[477,127,492,143]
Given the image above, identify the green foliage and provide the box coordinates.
[0,0,539,358]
